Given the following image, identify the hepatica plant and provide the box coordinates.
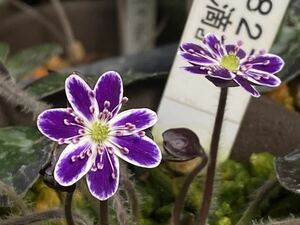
[178,33,284,225]
[179,33,284,97]
[37,71,161,202]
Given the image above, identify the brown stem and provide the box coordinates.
[99,200,109,225]
[65,191,75,225]
[198,87,228,225]
[171,155,208,225]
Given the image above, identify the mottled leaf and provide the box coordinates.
[0,126,51,194]
[162,128,205,162]
[26,72,68,99]
[275,149,300,194]
[0,43,9,63]
[7,43,62,81]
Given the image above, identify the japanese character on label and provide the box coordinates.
[201,0,235,32]
[195,27,206,40]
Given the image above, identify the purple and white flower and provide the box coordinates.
[37,71,162,200]
[179,33,284,97]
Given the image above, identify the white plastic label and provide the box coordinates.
[153,0,290,161]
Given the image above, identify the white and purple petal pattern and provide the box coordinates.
[179,33,284,97]
[86,148,119,201]
[37,71,162,201]
[110,134,161,168]
[54,140,96,186]
[37,109,82,143]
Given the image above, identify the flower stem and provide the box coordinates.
[236,178,278,225]
[99,200,109,225]
[198,87,228,225]
[65,191,75,225]
[171,155,208,225]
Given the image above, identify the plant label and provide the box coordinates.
[153,0,290,161]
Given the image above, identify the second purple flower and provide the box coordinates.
[179,33,284,97]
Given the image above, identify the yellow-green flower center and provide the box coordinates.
[90,122,110,143]
[220,54,240,72]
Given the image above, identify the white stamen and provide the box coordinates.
[89,106,95,114]
[97,162,104,170]
[75,116,84,124]
[66,108,73,113]
[58,138,65,145]
[121,147,129,154]
[104,100,110,108]
[72,137,80,144]
[122,97,128,104]
[64,119,70,125]
[138,131,146,137]
[71,155,77,162]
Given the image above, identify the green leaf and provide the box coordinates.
[26,72,68,99]
[0,126,51,194]
[0,42,9,63]
[7,43,62,81]
[275,149,300,194]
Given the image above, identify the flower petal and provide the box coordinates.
[209,68,235,80]
[246,70,281,87]
[180,42,213,58]
[94,71,123,116]
[37,108,81,143]
[179,52,214,65]
[203,33,224,58]
[65,74,95,121]
[54,141,96,186]
[234,76,260,97]
[183,66,209,75]
[86,149,119,201]
[244,54,284,73]
[110,134,162,168]
[225,44,246,59]
[109,108,157,136]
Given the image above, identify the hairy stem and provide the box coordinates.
[121,166,140,223]
[99,200,109,225]
[0,181,28,215]
[0,76,49,118]
[0,209,90,225]
[112,193,132,225]
[236,178,278,225]
[0,63,49,118]
[65,191,75,225]
[171,155,208,225]
[198,87,228,225]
